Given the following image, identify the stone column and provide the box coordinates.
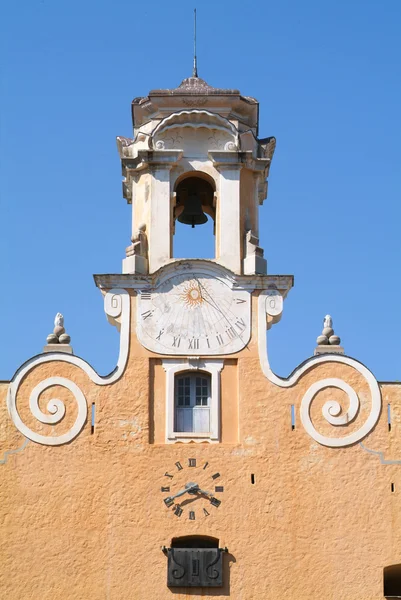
[210,152,243,274]
[218,165,242,273]
[149,165,172,272]
[145,150,182,273]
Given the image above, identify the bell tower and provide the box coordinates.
[117,75,275,275]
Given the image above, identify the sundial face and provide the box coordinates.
[136,265,251,355]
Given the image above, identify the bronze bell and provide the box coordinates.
[177,189,208,228]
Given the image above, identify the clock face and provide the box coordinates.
[161,458,223,520]
[137,266,251,355]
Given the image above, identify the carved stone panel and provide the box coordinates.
[167,548,223,587]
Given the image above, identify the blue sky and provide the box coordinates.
[1,0,400,381]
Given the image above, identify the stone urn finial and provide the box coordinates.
[44,313,73,354]
[315,315,344,355]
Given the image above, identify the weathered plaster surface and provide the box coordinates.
[1,289,401,599]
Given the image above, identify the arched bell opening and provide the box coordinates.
[173,173,216,259]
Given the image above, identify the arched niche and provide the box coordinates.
[384,564,401,597]
[171,535,219,549]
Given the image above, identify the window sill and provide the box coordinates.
[167,432,218,444]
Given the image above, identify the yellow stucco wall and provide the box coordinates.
[1,293,400,600]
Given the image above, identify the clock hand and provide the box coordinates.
[165,482,199,503]
[195,487,213,498]
[195,488,221,507]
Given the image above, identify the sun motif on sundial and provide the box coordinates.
[179,281,206,308]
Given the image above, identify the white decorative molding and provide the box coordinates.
[7,289,130,446]
[258,291,381,448]
[162,358,224,444]
[224,141,237,151]
[151,111,238,158]
[265,288,283,318]
[152,110,238,140]
[94,263,294,294]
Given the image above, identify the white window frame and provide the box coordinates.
[175,372,211,433]
[162,358,224,444]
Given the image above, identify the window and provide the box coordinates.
[162,359,223,443]
[175,373,211,433]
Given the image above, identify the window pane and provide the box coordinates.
[193,407,210,432]
[176,408,193,432]
[196,382,209,407]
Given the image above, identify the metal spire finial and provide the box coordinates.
[193,8,198,77]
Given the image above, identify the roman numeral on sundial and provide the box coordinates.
[216,333,224,346]
[235,318,246,331]
[225,326,237,339]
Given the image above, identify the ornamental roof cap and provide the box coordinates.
[132,75,258,104]
[149,75,241,97]
[131,76,259,133]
